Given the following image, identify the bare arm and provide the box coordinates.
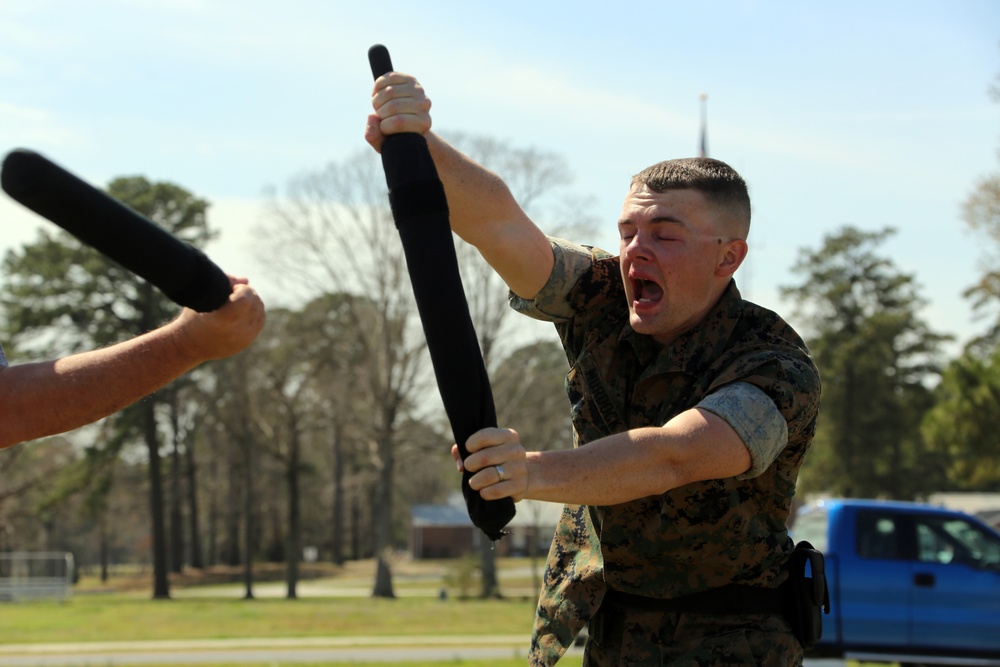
[366,73,554,299]
[456,408,752,506]
[0,278,265,448]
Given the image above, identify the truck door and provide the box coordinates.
[908,512,1000,652]
[845,510,911,647]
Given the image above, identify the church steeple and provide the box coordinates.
[699,93,708,158]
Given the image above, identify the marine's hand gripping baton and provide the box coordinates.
[369,45,515,539]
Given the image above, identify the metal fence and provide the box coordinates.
[0,551,75,602]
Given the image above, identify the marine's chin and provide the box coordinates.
[628,310,658,335]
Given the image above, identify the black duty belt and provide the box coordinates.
[602,583,787,616]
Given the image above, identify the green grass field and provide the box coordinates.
[0,560,878,667]
[49,663,566,667]
[0,560,586,666]
[0,595,538,643]
[0,596,586,666]
[121,664,557,667]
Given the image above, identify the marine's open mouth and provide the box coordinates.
[633,278,663,304]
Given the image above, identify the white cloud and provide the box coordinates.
[0,102,88,152]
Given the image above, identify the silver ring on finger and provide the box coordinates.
[495,464,506,482]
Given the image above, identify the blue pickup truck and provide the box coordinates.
[792,498,1000,665]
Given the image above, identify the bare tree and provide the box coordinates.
[203,349,262,598]
[171,384,209,571]
[246,307,310,598]
[246,300,372,598]
[0,438,79,552]
[163,386,201,574]
[257,151,427,598]
[962,69,1000,349]
[290,293,377,567]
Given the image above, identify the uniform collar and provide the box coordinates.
[618,280,743,378]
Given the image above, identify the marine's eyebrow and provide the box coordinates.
[617,216,686,228]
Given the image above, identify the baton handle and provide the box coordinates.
[368,44,394,79]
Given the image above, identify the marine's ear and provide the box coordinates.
[716,238,748,278]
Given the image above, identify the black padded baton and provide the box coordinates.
[369,44,515,539]
[1,149,231,312]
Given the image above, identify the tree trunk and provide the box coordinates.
[351,495,360,561]
[242,427,255,600]
[371,426,395,598]
[371,463,395,597]
[370,504,395,598]
[169,400,184,574]
[99,513,110,583]
[145,401,170,599]
[207,450,219,566]
[225,451,241,567]
[479,534,499,598]
[330,424,344,566]
[286,420,300,600]
[185,431,204,569]
[373,553,395,599]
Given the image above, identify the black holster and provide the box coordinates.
[782,540,831,649]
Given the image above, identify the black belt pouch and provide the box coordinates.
[784,540,831,649]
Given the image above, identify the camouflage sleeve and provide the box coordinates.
[743,353,820,448]
[697,381,788,480]
[508,237,610,322]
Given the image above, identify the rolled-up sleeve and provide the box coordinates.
[509,237,605,322]
[697,381,789,479]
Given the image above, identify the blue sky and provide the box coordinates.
[1,0,998,355]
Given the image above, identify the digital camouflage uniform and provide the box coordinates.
[511,239,822,666]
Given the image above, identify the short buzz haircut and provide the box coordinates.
[631,158,751,238]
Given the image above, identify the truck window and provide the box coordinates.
[856,511,900,560]
[914,515,1000,569]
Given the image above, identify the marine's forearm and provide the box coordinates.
[524,410,752,506]
[0,321,199,448]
